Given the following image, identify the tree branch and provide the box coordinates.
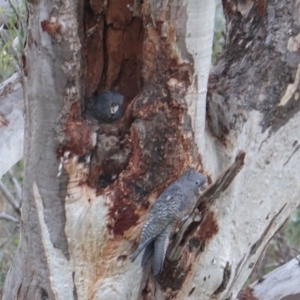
[238,256,300,300]
[0,180,20,215]
[7,169,22,202]
[0,212,19,223]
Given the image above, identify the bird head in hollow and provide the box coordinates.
[85,90,124,123]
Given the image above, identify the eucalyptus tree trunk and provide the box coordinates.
[3,1,300,300]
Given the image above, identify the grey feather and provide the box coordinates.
[131,169,207,275]
[141,242,154,268]
[85,90,124,123]
[152,225,172,275]
[131,236,155,263]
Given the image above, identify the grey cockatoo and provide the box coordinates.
[131,169,207,275]
[85,90,124,123]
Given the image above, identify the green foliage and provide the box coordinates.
[212,1,225,63]
[0,0,26,82]
[0,42,16,81]
[0,160,23,297]
[286,210,300,247]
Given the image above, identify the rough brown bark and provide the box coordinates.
[209,0,300,138]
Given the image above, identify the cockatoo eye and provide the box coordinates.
[195,181,200,185]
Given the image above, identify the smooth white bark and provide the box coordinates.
[251,256,300,300]
[33,182,74,300]
[186,0,215,155]
[188,109,300,299]
[176,0,300,297]
[187,6,300,298]
[0,73,23,179]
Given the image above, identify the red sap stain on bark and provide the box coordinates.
[197,211,219,241]
[62,102,95,156]
[222,0,234,15]
[238,287,259,300]
[41,20,62,37]
[107,189,139,236]
[0,112,9,127]
[254,0,267,16]
[106,84,201,235]
[100,7,200,236]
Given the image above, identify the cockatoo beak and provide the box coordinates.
[200,181,208,191]
[110,105,119,114]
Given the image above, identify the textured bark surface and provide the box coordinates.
[3,0,300,299]
[3,0,84,297]
[3,0,211,299]
[208,0,300,138]
[238,256,300,300]
[191,1,300,299]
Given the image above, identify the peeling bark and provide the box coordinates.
[192,1,300,299]
[4,0,84,297]
[238,257,300,300]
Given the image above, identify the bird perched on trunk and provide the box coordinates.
[131,169,207,275]
[85,90,124,123]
